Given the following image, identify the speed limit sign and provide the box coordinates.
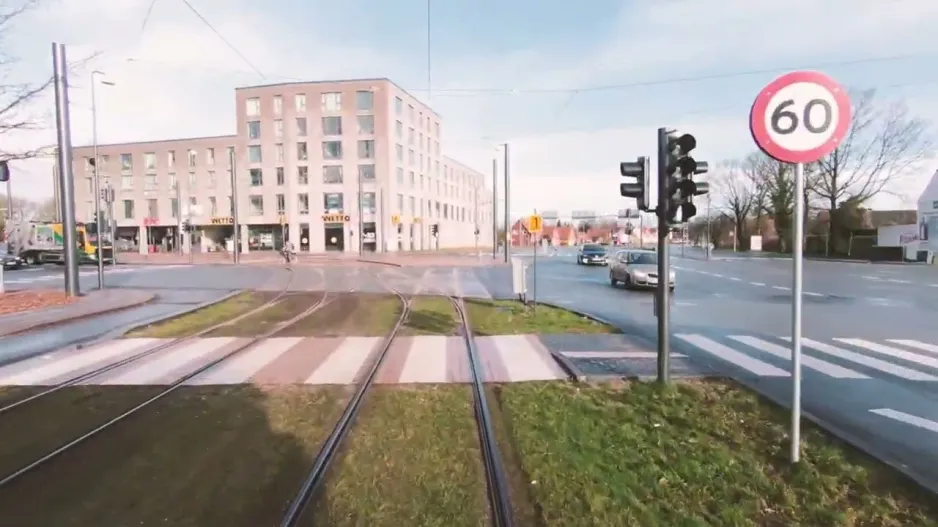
[749,70,851,164]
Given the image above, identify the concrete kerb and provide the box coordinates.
[0,290,158,338]
[92,288,247,343]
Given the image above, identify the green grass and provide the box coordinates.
[399,296,460,336]
[465,299,619,336]
[277,293,403,337]
[494,380,938,526]
[205,293,324,337]
[308,385,488,527]
[124,291,268,338]
[0,385,347,526]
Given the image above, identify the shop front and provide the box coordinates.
[323,213,350,252]
[363,222,377,252]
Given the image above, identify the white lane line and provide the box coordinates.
[887,339,938,357]
[804,291,824,297]
[886,279,911,284]
[772,285,790,291]
[835,339,938,370]
[870,408,938,434]
[929,284,938,288]
[750,282,765,286]
[731,336,867,378]
[711,273,724,278]
[674,334,788,377]
[788,337,938,381]
[862,276,881,281]
[729,277,742,281]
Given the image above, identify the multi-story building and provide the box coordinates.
[71,78,494,254]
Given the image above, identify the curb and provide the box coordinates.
[100,289,247,341]
[0,292,158,338]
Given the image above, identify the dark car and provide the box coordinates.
[576,244,608,266]
[1,253,24,270]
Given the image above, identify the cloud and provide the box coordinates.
[2,0,937,221]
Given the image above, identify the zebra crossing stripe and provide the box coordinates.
[674,334,788,377]
[887,339,938,357]
[730,336,867,378]
[786,337,938,381]
[834,339,938,370]
[870,408,938,434]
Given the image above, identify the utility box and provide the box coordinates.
[511,257,527,301]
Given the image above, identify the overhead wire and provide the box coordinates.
[177,0,266,80]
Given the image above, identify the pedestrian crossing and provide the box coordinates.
[674,333,938,381]
[3,265,192,285]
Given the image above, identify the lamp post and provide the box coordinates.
[91,70,115,288]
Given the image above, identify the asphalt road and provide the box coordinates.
[519,244,938,492]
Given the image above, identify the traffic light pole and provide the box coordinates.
[655,127,671,384]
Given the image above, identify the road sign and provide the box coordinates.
[749,70,851,164]
[391,214,400,225]
[528,214,542,232]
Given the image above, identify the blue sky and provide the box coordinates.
[4,0,938,218]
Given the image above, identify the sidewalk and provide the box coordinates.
[117,251,507,268]
[0,289,156,337]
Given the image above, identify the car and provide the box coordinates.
[1,253,24,270]
[576,243,608,266]
[609,249,674,291]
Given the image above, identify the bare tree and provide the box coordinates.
[713,154,761,248]
[0,0,49,162]
[756,154,795,252]
[813,89,933,254]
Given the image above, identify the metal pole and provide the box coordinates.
[656,127,671,384]
[706,194,711,260]
[107,186,117,266]
[357,168,363,256]
[52,163,62,222]
[91,77,104,289]
[791,161,805,463]
[379,188,385,252]
[175,181,182,254]
[503,143,510,263]
[532,210,538,313]
[53,43,80,297]
[492,158,497,259]
[229,148,240,264]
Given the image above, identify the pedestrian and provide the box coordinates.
[281,240,296,264]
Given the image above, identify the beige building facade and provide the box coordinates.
[72,78,494,254]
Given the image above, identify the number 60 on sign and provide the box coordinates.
[749,70,851,164]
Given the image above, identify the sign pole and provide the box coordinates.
[52,43,80,297]
[791,161,805,462]
[532,210,538,314]
[229,148,240,265]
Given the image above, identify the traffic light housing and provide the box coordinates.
[0,160,9,182]
[657,129,710,226]
[619,156,651,211]
[431,224,439,237]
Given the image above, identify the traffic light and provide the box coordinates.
[431,224,439,237]
[0,160,9,182]
[182,219,192,232]
[657,128,710,226]
[619,156,651,211]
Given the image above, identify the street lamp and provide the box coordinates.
[91,70,115,288]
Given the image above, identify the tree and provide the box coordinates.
[813,89,933,255]
[756,154,796,252]
[713,154,761,249]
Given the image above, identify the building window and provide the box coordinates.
[394,96,403,115]
[167,151,175,168]
[188,172,196,188]
[408,128,415,145]
[296,117,307,137]
[321,92,342,112]
[359,165,375,181]
[248,145,262,163]
[324,192,343,212]
[357,115,375,135]
[395,120,403,138]
[120,153,132,171]
[274,119,283,138]
[357,140,375,160]
[409,196,416,215]
[189,197,197,209]
[298,193,309,214]
[276,166,285,185]
[209,197,217,216]
[123,199,134,219]
[249,195,264,215]
[323,165,343,184]
[147,199,158,218]
[409,171,415,187]
[355,90,373,110]
[298,166,309,185]
[434,121,440,136]
[206,148,215,166]
[275,143,284,162]
[188,149,197,167]
[168,173,177,189]
[396,167,404,184]
[121,175,133,189]
[396,193,404,213]
[273,95,282,115]
[408,149,415,166]
[144,174,157,190]
[276,193,286,214]
[322,141,342,160]
[408,104,415,121]
[144,152,156,171]
[396,144,403,162]
[249,168,263,186]
[248,121,261,140]
[245,97,260,116]
[171,198,179,218]
[361,191,376,213]
[208,170,216,188]
[322,116,342,136]
[295,93,306,112]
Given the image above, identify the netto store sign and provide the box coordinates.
[210,216,234,225]
[322,214,351,223]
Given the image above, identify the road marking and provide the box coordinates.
[834,339,938,370]
[930,284,938,288]
[887,339,938,356]
[563,351,687,359]
[101,338,235,385]
[729,277,742,281]
[674,334,788,377]
[772,285,790,291]
[862,275,881,281]
[711,273,724,278]
[870,408,938,434]
[730,336,867,378]
[886,278,911,284]
[804,291,823,297]
[188,337,301,385]
[750,282,765,286]
[786,337,938,381]
[0,339,160,385]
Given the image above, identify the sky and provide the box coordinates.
[3,0,938,219]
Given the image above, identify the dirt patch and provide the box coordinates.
[205,292,327,337]
[278,292,403,337]
[0,290,78,316]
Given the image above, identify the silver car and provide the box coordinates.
[609,249,674,291]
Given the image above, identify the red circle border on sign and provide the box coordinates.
[749,70,851,164]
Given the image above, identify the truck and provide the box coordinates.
[3,221,113,265]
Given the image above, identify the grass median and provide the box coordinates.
[465,299,618,335]
[494,380,938,526]
[124,291,270,338]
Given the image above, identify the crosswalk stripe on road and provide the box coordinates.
[675,333,938,382]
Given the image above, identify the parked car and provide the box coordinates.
[1,253,24,270]
[576,244,608,266]
[609,249,674,291]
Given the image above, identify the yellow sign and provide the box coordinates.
[413,217,423,224]
[529,214,543,232]
[322,213,351,223]
[391,215,400,225]
[210,216,234,225]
